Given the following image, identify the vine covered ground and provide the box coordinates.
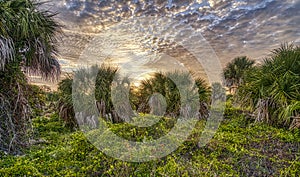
[0,104,299,176]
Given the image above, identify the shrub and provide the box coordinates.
[57,65,134,128]
[236,43,300,128]
[134,71,210,119]
[223,56,255,94]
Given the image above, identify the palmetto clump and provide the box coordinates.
[223,56,255,94]
[134,71,210,119]
[58,65,133,128]
[236,44,300,129]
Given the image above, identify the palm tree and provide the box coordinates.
[0,0,61,153]
[237,43,300,128]
[223,56,254,93]
[136,71,210,119]
[58,65,133,127]
[0,0,61,78]
[57,75,75,128]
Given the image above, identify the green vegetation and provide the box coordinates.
[233,44,300,129]
[57,67,211,128]
[134,71,210,118]
[0,106,299,176]
[57,65,132,127]
[223,56,255,94]
[0,0,299,176]
[57,75,75,128]
[0,0,60,153]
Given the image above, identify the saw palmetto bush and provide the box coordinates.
[0,0,61,153]
[223,56,255,94]
[236,44,300,129]
[135,71,210,119]
[58,65,133,127]
[57,75,75,128]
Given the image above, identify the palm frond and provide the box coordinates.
[0,36,15,70]
[0,0,62,80]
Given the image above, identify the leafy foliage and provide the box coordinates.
[134,71,210,119]
[0,67,31,154]
[0,0,61,79]
[57,65,133,127]
[236,43,300,128]
[223,56,255,93]
[0,0,61,153]
[0,65,46,154]
[0,110,299,176]
[57,75,75,128]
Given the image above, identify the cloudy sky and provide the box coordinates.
[33,0,300,88]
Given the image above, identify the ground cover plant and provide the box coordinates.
[0,104,299,176]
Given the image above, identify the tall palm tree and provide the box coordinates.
[223,56,254,93]
[0,0,61,78]
[0,0,61,153]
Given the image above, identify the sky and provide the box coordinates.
[32,0,300,89]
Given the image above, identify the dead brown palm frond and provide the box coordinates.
[254,98,271,123]
[0,79,33,154]
[0,36,15,70]
[289,115,300,129]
